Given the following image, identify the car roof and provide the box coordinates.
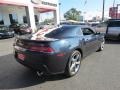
[108,19,120,21]
[60,25,90,28]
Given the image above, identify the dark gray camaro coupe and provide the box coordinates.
[14,25,105,77]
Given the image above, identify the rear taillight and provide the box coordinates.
[29,46,54,53]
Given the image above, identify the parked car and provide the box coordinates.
[9,24,32,35]
[91,23,99,27]
[0,26,14,39]
[105,19,120,40]
[36,23,55,31]
[95,22,108,33]
[18,24,32,35]
[9,23,19,34]
[36,24,44,30]
[13,25,105,77]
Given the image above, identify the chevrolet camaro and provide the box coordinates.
[14,25,105,77]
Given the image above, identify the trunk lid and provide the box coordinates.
[16,34,58,49]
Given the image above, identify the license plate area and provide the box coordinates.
[18,53,26,61]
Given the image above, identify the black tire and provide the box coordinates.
[65,50,81,77]
[119,34,120,40]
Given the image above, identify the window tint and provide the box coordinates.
[108,21,120,27]
[45,26,78,38]
[82,28,95,35]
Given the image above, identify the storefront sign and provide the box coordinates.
[41,1,57,7]
[31,0,57,7]
[31,0,41,4]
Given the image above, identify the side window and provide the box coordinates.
[82,28,95,35]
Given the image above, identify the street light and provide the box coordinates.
[102,0,105,21]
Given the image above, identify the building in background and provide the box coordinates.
[79,15,84,22]
[109,4,120,19]
[0,0,60,32]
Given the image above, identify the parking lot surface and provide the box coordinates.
[0,38,120,90]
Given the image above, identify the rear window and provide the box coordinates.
[45,26,78,38]
[108,21,120,27]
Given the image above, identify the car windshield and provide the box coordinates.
[108,21,120,27]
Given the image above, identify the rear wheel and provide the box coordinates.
[119,34,120,40]
[65,50,81,77]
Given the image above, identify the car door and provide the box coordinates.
[81,28,98,55]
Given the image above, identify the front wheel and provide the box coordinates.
[65,50,81,77]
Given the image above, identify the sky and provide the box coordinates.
[59,0,120,20]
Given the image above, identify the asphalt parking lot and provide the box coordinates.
[0,38,120,90]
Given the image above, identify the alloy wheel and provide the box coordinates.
[68,51,81,76]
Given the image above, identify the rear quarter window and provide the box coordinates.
[45,26,79,38]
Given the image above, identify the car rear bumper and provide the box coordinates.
[14,47,69,74]
[15,56,49,74]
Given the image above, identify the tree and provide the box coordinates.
[41,18,54,25]
[64,8,81,21]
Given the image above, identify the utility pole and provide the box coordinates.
[102,0,105,21]
[59,3,61,22]
[113,0,115,7]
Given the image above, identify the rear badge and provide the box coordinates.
[18,53,26,61]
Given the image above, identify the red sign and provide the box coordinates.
[109,7,118,19]
[109,7,120,19]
